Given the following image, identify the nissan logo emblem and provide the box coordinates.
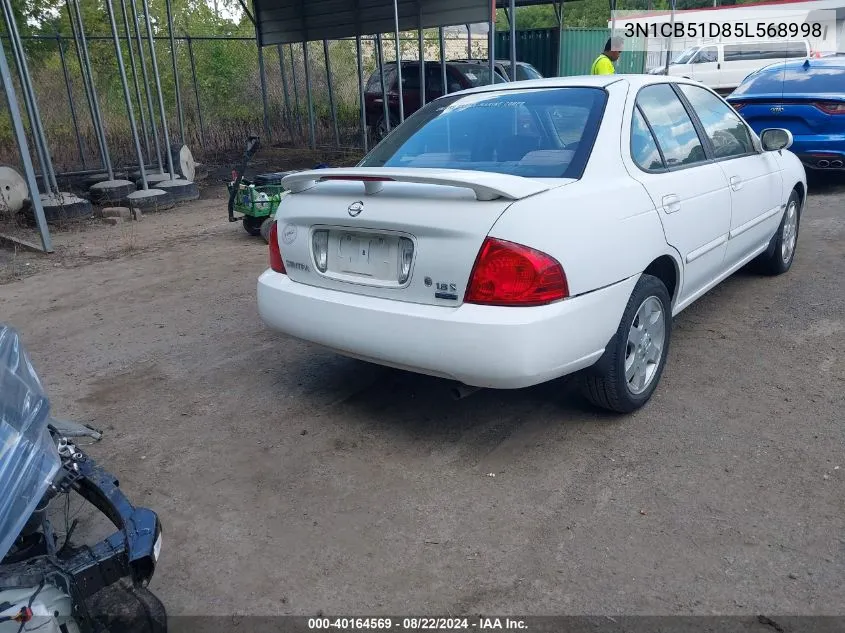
[348,201,364,217]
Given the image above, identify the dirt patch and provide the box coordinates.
[1,178,843,617]
[0,147,364,284]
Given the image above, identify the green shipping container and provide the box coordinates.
[495,28,560,78]
[495,27,645,79]
[559,28,646,77]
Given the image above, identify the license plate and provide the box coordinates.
[332,231,398,280]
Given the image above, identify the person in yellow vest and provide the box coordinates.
[591,37,624,75]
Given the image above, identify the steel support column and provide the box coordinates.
[0,29,52,251]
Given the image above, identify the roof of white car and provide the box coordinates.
[453,73,694,97]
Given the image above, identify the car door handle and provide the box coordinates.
[662,194,681,214]
[729,176,743,191]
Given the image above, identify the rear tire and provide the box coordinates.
[242,215,263,236]
[580,274,672,413]
[754,189,800,276]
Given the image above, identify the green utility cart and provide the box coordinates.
[227,136,295,242]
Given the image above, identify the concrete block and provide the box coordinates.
[102,216,123,226]
[101,207,131,220]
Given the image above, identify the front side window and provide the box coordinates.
[693,47,718,64]
[679,84,754,159]
[359,87,608,179]
[636,84,707,168]
[672,47,699,65]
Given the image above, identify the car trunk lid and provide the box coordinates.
[274,168,571,307]
[734,94,843,134]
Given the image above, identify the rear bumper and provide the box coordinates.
[257,271,638,389]
[790,136,845,169]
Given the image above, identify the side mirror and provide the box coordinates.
[760,128,793,151]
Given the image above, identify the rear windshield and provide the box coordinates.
[732,64,845,95]
[359,87,607,179]
[452,63,507,86]
[516,64,543,80]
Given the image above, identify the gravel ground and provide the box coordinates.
[1,175,843,618]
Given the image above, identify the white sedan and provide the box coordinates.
[257,75,806,412]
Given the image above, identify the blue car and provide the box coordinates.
[727,57,845,172]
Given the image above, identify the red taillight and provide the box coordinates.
[814,101,845,115]
[465,237,568,307]
[268,222,286,274]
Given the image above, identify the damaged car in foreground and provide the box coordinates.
[0,324,166,633]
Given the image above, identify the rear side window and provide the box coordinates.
[725,44,758,61]
[679,85,754,159]
[425,65,444,93]
[359,87,608,179]
[636,84,707,168]
[725,42,808,62]
[725,44,757,61]
[631,107,664,171]
[784,42,809,57]
[732,64,845,95]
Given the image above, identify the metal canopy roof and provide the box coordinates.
[253,0,567,47]
[254,0,491,46]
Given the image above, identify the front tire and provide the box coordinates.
[580,274,672,413]
[754,189,800,275]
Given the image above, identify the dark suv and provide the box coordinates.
[365,61,507,140]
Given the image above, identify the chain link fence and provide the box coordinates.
[0,30,492,176]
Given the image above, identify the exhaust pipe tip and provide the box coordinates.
[831,160,843,168]
[450,383,482,400]
[817,159,830,167]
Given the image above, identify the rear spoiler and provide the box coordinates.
[281,167,551,201]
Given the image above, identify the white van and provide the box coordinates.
[649,40,811,90]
